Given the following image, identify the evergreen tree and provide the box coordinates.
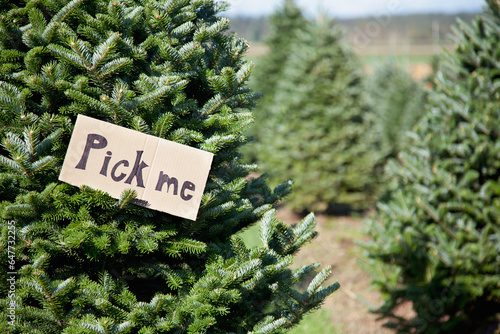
[366,60,427,160]
[243,0,308,161]
[363,1,500,333]
[256,17,379,213]
[251,0,308,103]
[0,1,339,333]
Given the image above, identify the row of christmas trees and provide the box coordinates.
[247,0,427,214]
[247,1,499,333]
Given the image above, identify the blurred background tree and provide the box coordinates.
[251,0,308,106]
[254,15,380,214]
[365,59,428,161]
[243,0,308,162]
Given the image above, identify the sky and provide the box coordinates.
[224,0,485,18]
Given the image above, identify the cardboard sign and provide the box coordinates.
[59,115,213,220]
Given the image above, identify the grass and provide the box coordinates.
[288,308,342,334]
[237,222,262,248]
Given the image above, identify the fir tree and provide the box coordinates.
[0,1,339,333]
[256,17,379,213]
[251,0,308,104]
[243,0,308,162]
[363,1,500,333]
[366,60,427,160]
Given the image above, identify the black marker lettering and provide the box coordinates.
[155,172,179,194]
[99,151,113,176]
[124,151,149,188]
[75,134,107,170]
[111,160,129,182]
[180,181,195,201]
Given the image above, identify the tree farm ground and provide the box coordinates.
[240,43,439,333]
[239,207,395,334]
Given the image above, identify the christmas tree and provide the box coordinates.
[365,60,427,161]
[243,0,308,162]
[0,1,339,332]
[251,0,307,107]
[256,16,379,213]
[363,1,500,333]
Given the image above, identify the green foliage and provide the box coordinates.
[255,17,379,213]
[251,0,308,103]
[363,2,500,333]
[0,0,338,332]
[243,0,309,162]
[366,60,427,160]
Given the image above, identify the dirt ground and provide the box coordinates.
[276,207,392,334]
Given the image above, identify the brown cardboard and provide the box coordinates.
[59,115,213,220]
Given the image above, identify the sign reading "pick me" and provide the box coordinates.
[59,115,214,220]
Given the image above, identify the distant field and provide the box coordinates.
[246,41,451,61]
[245,42,269,59]
[245,41,451,81]
[360,53,432,66]
[356,43,453,80]
[356,43,452,65]
[354,43,452,56]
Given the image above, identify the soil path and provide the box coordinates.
[276,207,392,334]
